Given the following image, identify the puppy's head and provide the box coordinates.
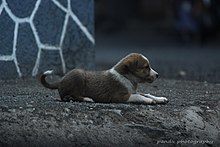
[117,53,158,83]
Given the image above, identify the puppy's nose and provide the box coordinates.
[156,74,159,78]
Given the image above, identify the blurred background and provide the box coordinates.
[94,0,220,83]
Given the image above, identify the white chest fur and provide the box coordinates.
[109,68,136,93]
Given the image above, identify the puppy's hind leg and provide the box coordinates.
[60,93,82,102]
[61,95,72,102]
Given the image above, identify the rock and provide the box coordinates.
[26,107,35,112]
[110,109,122,116]
[0,105,9,111]
[8,108,16,113]
[61,112,69,117]
[181,106,219,141]
[178,70,186,77]
[26,104,33,107]
[67,133,74,139]
[64,108,70,113]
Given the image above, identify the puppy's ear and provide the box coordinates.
[117,60,130,74]
[127,59,139,69]
[122,64,129,74]
[135,60,139,68]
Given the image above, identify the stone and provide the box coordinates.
[27,107,35,112]
[0,105,9,111]
[64,108,70,113]
[111,109,122,116]
[8,108,16,113]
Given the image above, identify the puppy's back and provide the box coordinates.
[84,71,129,102]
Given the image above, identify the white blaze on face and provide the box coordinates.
[141,54,158,79]
[141,54,149,63]
[150,68,158,78]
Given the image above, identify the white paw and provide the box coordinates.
[156,97,169,104]
[83,97,94,102]
[151,99,157,105]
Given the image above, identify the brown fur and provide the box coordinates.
[40,53,157,103]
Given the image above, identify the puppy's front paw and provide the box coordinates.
[157,97,169,104]
[144,99,157,105]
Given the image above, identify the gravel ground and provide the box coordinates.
[0,78,219,146]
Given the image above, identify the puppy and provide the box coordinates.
[40,53,168,104]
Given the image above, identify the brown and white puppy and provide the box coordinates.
[40,53,168,104]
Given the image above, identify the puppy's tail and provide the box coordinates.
[40,70,59,89]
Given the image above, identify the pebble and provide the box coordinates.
[149,108,154,111]
[178,70,186,77]
[0,105,9,111]
[112,109,122,116]
[8,109,16,113]
[27,107,35,112]
[206,109,215,113]
[61,112,69,116]
[64,108,70,113]
[26,104,33,107]
[32,119,37,123]
[67,133,74,139]
[71,120,77,125]
[87,120,94,124]
[174,131,181,136]
[200,101,206,104]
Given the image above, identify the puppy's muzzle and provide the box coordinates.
[150,68,158,79]
[156,73,159,78]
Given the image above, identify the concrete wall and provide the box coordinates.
[0,0,94,79]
